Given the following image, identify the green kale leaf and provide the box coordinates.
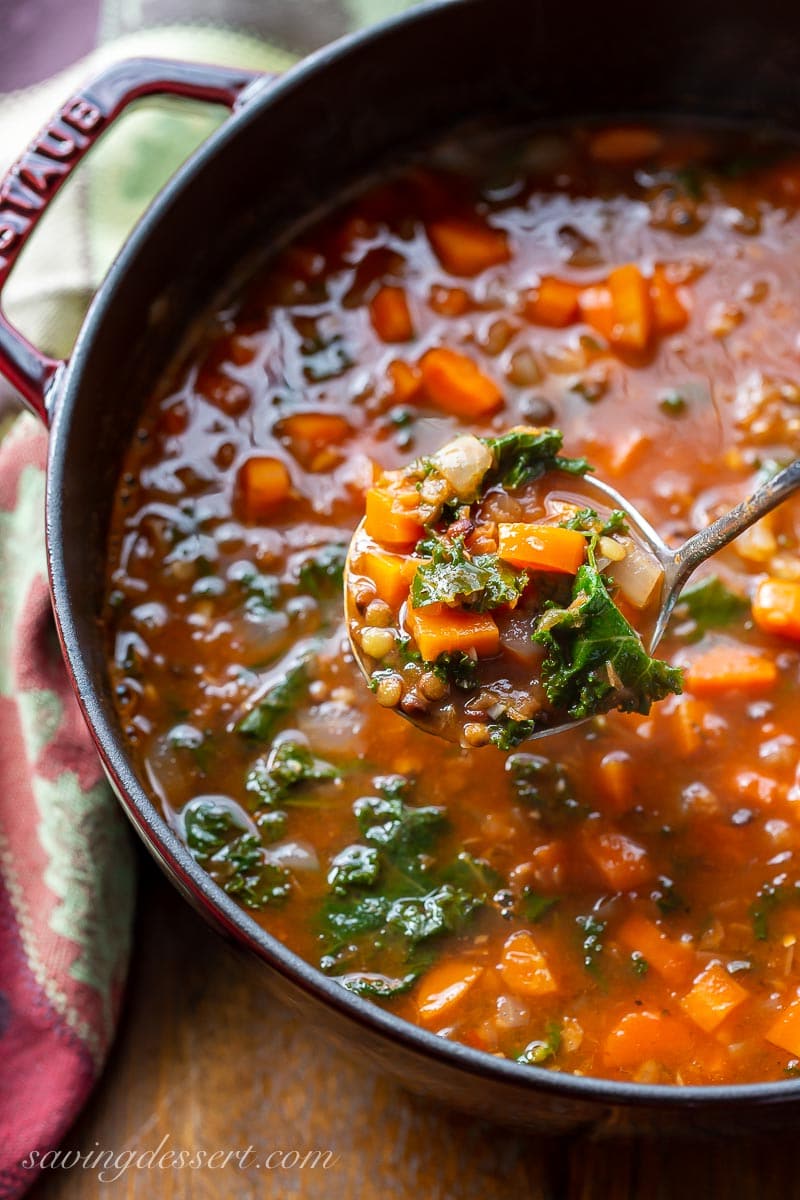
[441,851,504,896]
[354,785,447,874]
[208,832,291,909]
[749,879,800,941]
[431,650,479,690]
[183,797,248,860]
[489,715,538,751]
[652,875,689,916]
[519,890,559,923]
[506,753,585,825]
[385,884,479,942]
[320,884,477,972]
[182,798,292,909]
[246,738,340,808]
[318,775,491,991]
[562,507,628,537]
[410,536,527,612]
[482,428,591,490]
[255,809,289,843]
[298,542,348,597]
[236,659,309,740]
[337,972,421,999]
[672,575,749,642]
[231,563,280,619]
[323,894,391,942]
[167,723,213,774]
[577,913,606,975]
[327,844,382,895]
[518,1020,562,1065]
[533,560,683,719]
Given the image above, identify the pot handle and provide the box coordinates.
[0,57,268,425]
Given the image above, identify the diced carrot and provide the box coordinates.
[680,962,750,1032]
[616,913,695,987]
[427,217,510,276]
[496,524,586,574]
[524,277,582,327]
[765,996,800,1057]
[588,126,664,164]
[607,429,651,474]
[607,264,653,351]
[364,488,423,548]
[579,285,617,342]
[684,645,778,696]
[499,930,558,997]
[650,264,689,334]
[671,696,711,755]
[419,348,503,418]
[752,578,800,641]
[583,831,654,891]
[602,1010,692,1071]
[597,750,636,815]
[416,960,484,1024]
[238,456,291,520]
[278,412,351,450]
[358,549,418,610]
[429,284,471,315]
[406,602,499,661]
[387,359,422,403]
[369,285,414,343]
[301,415,347,446]
[198,368,250,415]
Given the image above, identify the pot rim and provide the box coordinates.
[45,0,800,1114]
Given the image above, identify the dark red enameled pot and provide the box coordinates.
[3,0,800,1135]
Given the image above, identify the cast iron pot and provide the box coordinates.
[2,0,800,1137]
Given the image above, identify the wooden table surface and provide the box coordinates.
[24,843,800,1200]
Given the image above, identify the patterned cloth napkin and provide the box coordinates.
[0,415,134,1198]
[0,2,418,1196]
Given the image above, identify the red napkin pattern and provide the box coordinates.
[0,417,135,1198]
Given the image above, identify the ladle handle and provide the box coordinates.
[0,57,267,425]
[670,458,800,592]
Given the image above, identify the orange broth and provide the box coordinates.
[105,124,800,1085]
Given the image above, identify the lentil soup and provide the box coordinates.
[106,124,800,1085]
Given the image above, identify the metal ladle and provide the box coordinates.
[593,457,800,652]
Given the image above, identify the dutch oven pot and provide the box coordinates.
[3,0,800,1136]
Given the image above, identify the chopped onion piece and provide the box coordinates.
[607,538,663,609]
[734,516,777,564]
[266,839,320,873]
[431,434,493,499]
[298,701,365,754]
[496,993,530,1030]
